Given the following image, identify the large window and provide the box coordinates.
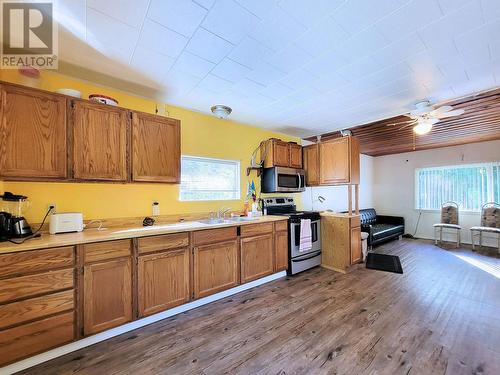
[415,162,500,211]
[180,156,240,201]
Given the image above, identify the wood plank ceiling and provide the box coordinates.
[305,88,500,157]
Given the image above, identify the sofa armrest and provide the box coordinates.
[376,215,405,226]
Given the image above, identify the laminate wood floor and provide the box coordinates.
[19,240,500,375]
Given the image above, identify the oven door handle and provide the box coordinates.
[291,251,321,262]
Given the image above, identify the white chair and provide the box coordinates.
[433,202,461,248]
[471,202,500,254]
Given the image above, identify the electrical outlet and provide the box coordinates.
[152,201,160,216]
[48,203,57,213]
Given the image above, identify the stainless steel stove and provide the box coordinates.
[262,197,321,275]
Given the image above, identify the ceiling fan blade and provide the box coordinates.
[429,105,453,116]
[434,109,465,118]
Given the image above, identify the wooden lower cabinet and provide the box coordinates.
[193,240,239,299]
[274,229,289,272]
[350,226,362,264]
[83,258,132,335]
[240,234,274,283]
[137,248,190,317]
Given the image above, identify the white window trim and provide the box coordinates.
[414,161,499,212]
[179,155,241,202]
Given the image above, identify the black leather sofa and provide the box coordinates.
[359,209,405,248]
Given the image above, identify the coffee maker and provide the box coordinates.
[0,192,33,241]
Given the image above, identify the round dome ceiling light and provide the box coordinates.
[211,105,232,119]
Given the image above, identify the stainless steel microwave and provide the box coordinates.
[261,167,306,193]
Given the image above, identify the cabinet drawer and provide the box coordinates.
[0,247,74,278]
[0,268,74,304]
[84,239,132,263]
[138,233,189,254]
[240,222,274,237]
[350,216,361,228]
[193,227,237,246]
[274,221,288,232]
[0,289,74,330]
[0,311,74,366]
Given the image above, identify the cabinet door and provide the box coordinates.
[193,240,238,299]
[241,234,274,283]
[132,112,180,183]
[289,143,302,168]
[303,144,319,186]
[350,226,362,265]
[319,137,350,184]
[83,258,132,335]
[273,141,290,167]
[274,230,288,272]
[0,84,66,178]
[72,101,128,181]
[137,248,190,317]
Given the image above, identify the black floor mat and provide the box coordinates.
[366,253,403,274]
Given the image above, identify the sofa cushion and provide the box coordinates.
[372,224,404,240]
[360,208,377,226]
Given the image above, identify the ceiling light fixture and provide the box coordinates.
[211,105,232,119]
[412,119,433,135]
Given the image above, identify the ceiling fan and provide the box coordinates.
[389,100,465,135]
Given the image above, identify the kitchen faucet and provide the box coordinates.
[217,207,231,219]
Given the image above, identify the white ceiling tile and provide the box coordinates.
[404,51,448,86]
[279,68,319,90]
[245,60,287,85]
[163,67,202,97]
[194,0,216,10]
[372,33,426,66]
[455,19,500,55]
[197,74,234,93]
[211,58,253,82]
[418,0,484,52]
[235,0,280,19]
[249,7,306,51]
[264,44,314,73]
[86,8,140,63]
[259,82,294,100]
[337,56,384,80]
[232,78,266,95]
[130,46,176,81]
[186,28,234,63]
[294,16,350,57]
[310,71,350,93]
[362,62,413,87]
[337,26,389,61]
[331,0,408,35]
[202,0,260,44]
[87,0,149,28]
[138,19,188,58]
[437,0,470,13]
[305,49,350,76]
[278,0,345,27]
[480,0,500,22]
[57,0,86,40]
[375,0,444,43]
[228,37,274,68]
[171,51,215,78]
[148,0,207,38]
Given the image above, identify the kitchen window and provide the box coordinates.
[415,162,500,211]
[179,156,240,201]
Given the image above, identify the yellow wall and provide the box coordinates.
[0,70,300,223]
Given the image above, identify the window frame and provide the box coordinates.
[414,162,499,213]
[179,155,241,202]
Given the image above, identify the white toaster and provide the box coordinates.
[49,213,84,234]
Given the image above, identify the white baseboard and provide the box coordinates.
[0,271,286,375]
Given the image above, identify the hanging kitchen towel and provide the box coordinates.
[299,219,312,252]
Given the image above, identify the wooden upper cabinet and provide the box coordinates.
[319,136,360,185]
[83,257,132,335]
[261,139,302,168]
[289,143,302,168]
[132,112,180,183]
[72,100,128,181]
[303,144,319,186]
[0,84,67,179]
